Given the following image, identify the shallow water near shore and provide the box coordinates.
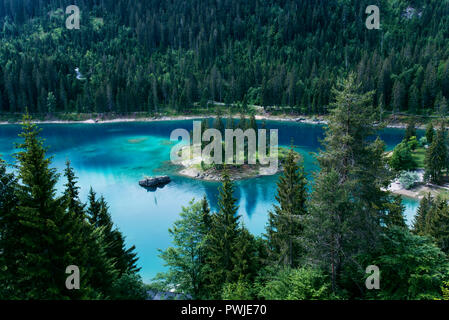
[0,120,420,282]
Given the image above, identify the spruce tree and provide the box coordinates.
[205,168,241,298]
[0,159,19,299]
[13,115,89,298]
[405,119,417,142]
[383,195,407,229]
[225,114,234,130]
[63,160,85,217]
[413,193,433,236]
[266,148,307,267]
[213,114,224,135]
[232,225,259,287]
[426,122,435,145]
[424,197,449,254]
[87,190,140,276]
[307,74,391,294]
[424,127,447,184]
[62,165,117,298]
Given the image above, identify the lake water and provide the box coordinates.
[0,120,420,282]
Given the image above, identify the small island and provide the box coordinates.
[169,115,301,181]
[177,146,299,181]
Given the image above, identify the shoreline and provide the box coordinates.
[0,113,415,129]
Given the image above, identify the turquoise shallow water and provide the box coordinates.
[0,120,420,282]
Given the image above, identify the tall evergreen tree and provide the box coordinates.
[232,225,260,285]
[307,74,391,295]
[405,119,417,142]
[12,115,90,298]
[413,193,434,236]
[423,197,449,254]
[426,122,435,145]
[213,114,224,135]
[87,190,140,276]
[383,195,407,229]
[205,168,241,298]
[266,148,307,267]
[0,158,19,299]
[424,126,447,184]
[63,160,85,217]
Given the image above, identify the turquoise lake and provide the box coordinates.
[0,120,420,283]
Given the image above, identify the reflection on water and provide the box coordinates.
[0,120,420,282]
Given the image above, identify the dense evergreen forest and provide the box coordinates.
[153,76,449,300]
[3,0,449,301]
[1,0,449,116]
[0,116,147,299]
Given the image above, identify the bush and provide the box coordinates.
[390,140,417,171]
[407,136,419,151]
[367,227,449,300]
[221,281,254,300]
[258,267,334,300]
[419,136,428,147]
[399,171,420,190]
[110,273,148,300]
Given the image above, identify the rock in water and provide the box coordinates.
[139,176,171,189]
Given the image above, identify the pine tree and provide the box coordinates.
[12,115,89,298]
[408,85,420,114]
[225,114,234,130]
[0,158,19,299]
[405,119,417,142]
[87,187,102,225]
[383,195,407,229]
[63,160,85,217]
[266,147,307,267]
[424,127,447,184]
[413,193,433,236]
[307,74,391,294]
[424,197,449,254]
[232,226,259,285]
[87,190,140,276]
[205,168,241,298]
[238,114,248,130]
[46,91,56,114]
[426,122,435,145]
[213,114,224,135]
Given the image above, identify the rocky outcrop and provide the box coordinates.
[139,176,171,189]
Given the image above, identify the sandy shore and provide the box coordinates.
[387,169,449,199]
[389,184,449,200]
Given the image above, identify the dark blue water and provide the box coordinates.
[0,120,419,282]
